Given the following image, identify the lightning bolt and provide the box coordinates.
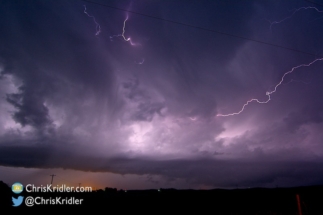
[110,14,140,46]
[83,5,101,36]
[267,78,310,92]
[267,6,323,31]
[217,58,323,117]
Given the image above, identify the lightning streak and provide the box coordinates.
[110,14,140,46]
[217,58,323,117]
[83,5,101,36]
[268,6,323,30]
[267,79,310,92]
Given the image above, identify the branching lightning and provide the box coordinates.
[268,6,323,31]
[83,5,101,36]
[217,58,323,117]
[110,14,140,46]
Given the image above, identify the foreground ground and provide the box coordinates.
[1,180,322,214]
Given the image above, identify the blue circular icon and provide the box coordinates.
[12,182,23,194]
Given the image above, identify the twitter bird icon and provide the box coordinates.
[12,196,24,207]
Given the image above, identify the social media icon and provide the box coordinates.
[12,196,24,207]
[12,182,23,194]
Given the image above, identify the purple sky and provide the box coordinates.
[1,0,323,189]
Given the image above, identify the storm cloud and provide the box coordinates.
[1,0,323,188]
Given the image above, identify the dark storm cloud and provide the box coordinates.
[0,0,116,94]
[0,145,322,187]
[0,0,117,133]
[1,0,323,189]
[283,105,323,132]
[134,102,165,121]
[5,66,54,131]
[120,77,165,122]
[125,0,257,119]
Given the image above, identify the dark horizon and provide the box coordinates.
[1,180,323,213]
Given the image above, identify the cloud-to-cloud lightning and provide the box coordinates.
[268,6,323,31]
[83,5,101,36]
[110,14,140,46]
[217,58,323,117]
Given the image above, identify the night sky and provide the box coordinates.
[1,0,323,190]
